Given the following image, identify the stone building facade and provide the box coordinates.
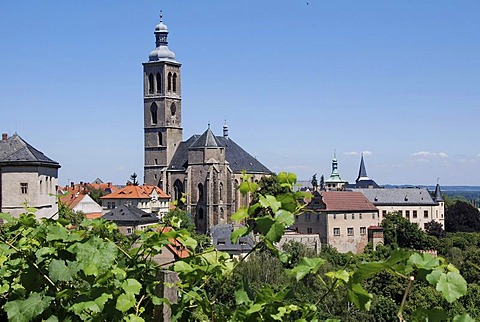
[142,15,271,233]
[0,133,60,219]
[292,191,380,253]
[353,185,445,229]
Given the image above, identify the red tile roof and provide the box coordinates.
[159,227,190,259]
[101,184,170,200]
[321,191,378,212]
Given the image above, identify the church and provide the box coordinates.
[142,15,271,233]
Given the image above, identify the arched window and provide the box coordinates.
[167,72,172,91]
[158,132,162,146]
[156,72,162,93]
[198,208,204,220]
[170,103,176,116]
[173,179,184,207]
[150,102,158,125]
[198,183,204,202]
[219,182,223,201]
[173,73,177,92]
[220,207,224,219]
[148,73,154,94]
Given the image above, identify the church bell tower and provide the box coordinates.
[143,13,182,188]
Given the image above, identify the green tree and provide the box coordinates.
[129,173,139,186]
[311,173,318,190]
[425,220,447,238]
[445,201,480,232]
[381,212,437,250]
[57,199,85,226]
[87,185,107,204]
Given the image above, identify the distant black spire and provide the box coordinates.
[434,183,444,202]
[356,154,368,182]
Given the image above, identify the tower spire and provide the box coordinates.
[357,153,368,181]
[223,119,229,138]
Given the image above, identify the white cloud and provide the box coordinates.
[411,151,448,158]
[343,150,372,156]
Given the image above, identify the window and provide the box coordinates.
[156,72,162,93]
[347,228,354,236]
[344,213,347,220]
[359,213,362,220]
[217,238,226,246]
[316,214,320,221]
[170,103,176,116]
[360,227,366,235]
[413,210,418,219]
[333,228,340,236]
[352,213,355,220]
[406,210,410,218]
[239,238,248,245]
[219,182,223,201]
[167,72,172,91]
[173,73,177,92]
[148,73,154,94]
[20,183,28,194]
[333,214,336,220]
[220,208,224,219]
[305,213,311,221]
[107,202,116,209]
[127,228,132,235]
[382,210,387,218]
[372,213,376,219]
[39,180,43,194]
[424,210,429,219]
[158,132,162,146]
[307,228,313,234]
[150,102,158,125]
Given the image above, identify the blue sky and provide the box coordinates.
[1,1,479,186]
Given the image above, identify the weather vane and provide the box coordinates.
[159,10,163,22]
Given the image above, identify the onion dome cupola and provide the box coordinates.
[148,12,177,62]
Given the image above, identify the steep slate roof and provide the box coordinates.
[190,128,221,148]
[210,224,255,252]
[0,134,60,167]
[169,133,271,174]
[102,204,159,226]
[356,155,368,181]
[434,184,444,202]
[321,191,378,212]
[353,188,437,206]
[101,184,170,200]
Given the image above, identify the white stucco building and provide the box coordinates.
[0,133,60,219]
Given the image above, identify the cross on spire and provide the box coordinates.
[159,10,163,22]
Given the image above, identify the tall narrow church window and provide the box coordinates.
[158,132,162,146]
[156,72,162,93]
[173,73,177,92]
[198,183,204,202]
[220,208,224,219]
[219,182,223,201]
[170,103,176,116]
[167,72,172,91]
[150,102,158,125]
[198,208,204,220]
[148,73,154,94]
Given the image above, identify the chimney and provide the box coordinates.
[2,133,7,141]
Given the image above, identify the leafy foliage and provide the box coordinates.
[445,201,480,232]
[0,172,475,321]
